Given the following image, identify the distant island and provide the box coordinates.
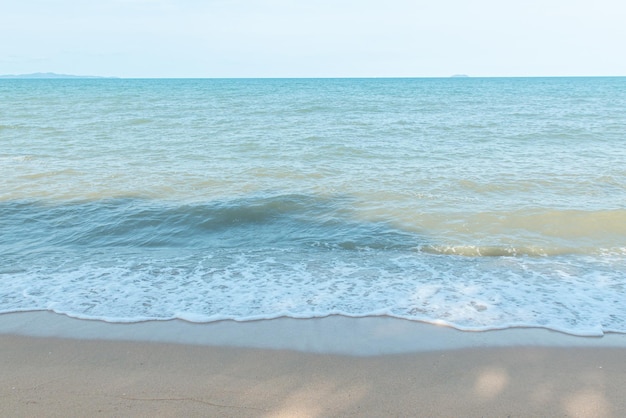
[0,72,113,79]
[450,74,470,78]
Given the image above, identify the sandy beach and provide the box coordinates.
[2,313,626,417]
[3,75,626,417]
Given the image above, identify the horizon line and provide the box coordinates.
[2,73,626,80]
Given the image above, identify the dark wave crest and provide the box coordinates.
[0,195,420,253]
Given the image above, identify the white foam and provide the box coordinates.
[2,248,625,337]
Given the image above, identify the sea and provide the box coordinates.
[1,77,625,337]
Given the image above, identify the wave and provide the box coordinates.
[2,196,625,257]
[2,195,626,336]
[418,244,626,257]
[0,195,420,252]
[3,245,625,336]
[420,244,571,257]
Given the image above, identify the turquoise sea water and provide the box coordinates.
[1,77,625,335]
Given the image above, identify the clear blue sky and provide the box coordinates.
[1,0,625,78]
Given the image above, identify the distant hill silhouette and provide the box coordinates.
[0,72,112,79]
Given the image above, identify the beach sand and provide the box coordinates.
[2,314,626,417]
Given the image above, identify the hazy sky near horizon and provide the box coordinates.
[1,0,625,78]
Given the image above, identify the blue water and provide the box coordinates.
[1,77,625,335]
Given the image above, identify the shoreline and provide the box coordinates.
[1,311,626,355]
[2,312,626,416]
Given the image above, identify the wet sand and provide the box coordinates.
[2,313,626,417]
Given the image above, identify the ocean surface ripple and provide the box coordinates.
[1,77,625,336]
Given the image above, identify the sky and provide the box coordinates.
[1,0,625,78]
